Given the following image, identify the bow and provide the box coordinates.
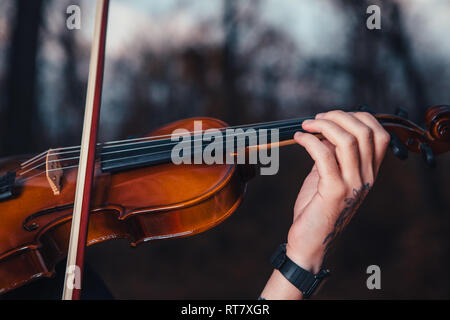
[62,0,110,300]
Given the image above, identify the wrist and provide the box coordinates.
[261,269,304,300]
[261,244,327,300]
[285,243,324,274]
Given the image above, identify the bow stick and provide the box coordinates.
[62,0,110,300]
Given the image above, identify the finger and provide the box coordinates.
[313,140,337,175]
[322,139,336,155]
[301,119,362,186]
[317,111,375,184]
[351,112,391,175]
[293,132,342,187]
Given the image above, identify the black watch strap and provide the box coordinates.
[270,244,330,298]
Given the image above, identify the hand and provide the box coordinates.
[286,110,390,273]
[261,110,390,299]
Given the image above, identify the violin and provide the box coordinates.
[0,105,449,295]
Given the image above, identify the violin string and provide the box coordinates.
[17,122,307,183]
[19,117,307,171]
[18,117,309,171]
[20,150,49,167]
[18,121,305,178]
[100,119,304,157]
[22,110,395,171]
[19,164,81,183]
[19,155,81,177]
[18,136,262,183]
[20,145,91,169]
[17,118,310,176]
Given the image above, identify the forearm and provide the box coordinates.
[260,270,304,300]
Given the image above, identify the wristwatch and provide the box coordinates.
[270,243,330,298]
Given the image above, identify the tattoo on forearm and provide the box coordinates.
[322,183,371,250]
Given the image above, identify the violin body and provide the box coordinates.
[0,118,252,294]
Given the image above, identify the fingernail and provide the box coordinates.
[302,119,312,126]
[316,113,324,119]
[294,131,302,139]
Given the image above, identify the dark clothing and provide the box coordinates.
[1,261,113,300]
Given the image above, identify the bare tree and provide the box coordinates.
[2,0,45,156]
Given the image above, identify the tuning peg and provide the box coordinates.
[389,133,408,160]
[419,143,436,167]
[358,105,375,114]
[395,107,408,118]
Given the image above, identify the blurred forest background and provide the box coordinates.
[0,0,449,299]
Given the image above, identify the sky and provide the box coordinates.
[1,0,449,141]
[78,0,348,59]
[72,0,450,64]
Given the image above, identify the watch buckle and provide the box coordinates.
[304,269,330,298]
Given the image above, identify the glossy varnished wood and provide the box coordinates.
[0,118,250,294]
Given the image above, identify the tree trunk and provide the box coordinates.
[2,0,44,156]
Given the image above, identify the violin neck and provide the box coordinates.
[100,117,312,172]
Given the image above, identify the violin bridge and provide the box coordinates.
[46,149,63,195]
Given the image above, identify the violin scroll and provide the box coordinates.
[375,105,450,167]
[425,105,450,142]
